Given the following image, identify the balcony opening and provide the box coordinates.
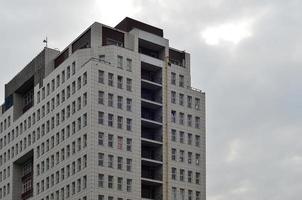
[142,164,162,181]
[12,150,34,200]
[139,39,165,60]
[142,144,162,162]
[54,48,69,68]
[72,28,91,53]
[11,76,35,120]
[102,26,124,47]
[141,88,162,104]
[141,183,162,200]
[141,62,162,84]
[141,126,162,142]
[141,107,162,123]
[169,48,185,67]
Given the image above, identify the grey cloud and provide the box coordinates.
[0,0,302,199]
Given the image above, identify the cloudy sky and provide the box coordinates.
[1,0,302,199]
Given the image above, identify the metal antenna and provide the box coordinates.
[43,37,48,47]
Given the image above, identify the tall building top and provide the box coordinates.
[115,17,164,37]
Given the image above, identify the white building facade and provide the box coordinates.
[0,17,205,200]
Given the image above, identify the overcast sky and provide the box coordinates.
[1,0,302,199]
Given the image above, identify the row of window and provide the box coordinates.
[0,166,10,183]
[98,132,132,151]
[171,91,201,110]
[98,174,133,192]
[37,175,87,200]
[98,195,132,200]
[36,156,87,194]
[98,112,133,131]
[0,183,10,199]
[98,54,133,72]
[171,111,201,129]
[171,129,201,147]
[0,111,87,168]
[172,187,202,200]
[171,148,201,165]
[36,136,87,177]
[0,89,87,152]
[98,153,133,172]
[171,167,201,184]
[98,91,133,111]
[37,62,81,104]
[171,72,185,87]
[98,70,133,92]
[0,115,11,133]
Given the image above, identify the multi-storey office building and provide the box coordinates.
[0,17,205,200]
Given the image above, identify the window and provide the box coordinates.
[117,177,123,190]
[98,112,104,125]
[171,148,176,161]
[188,190,193,200]
[117,96,123,109]
[108,73,114,86]
[98,91,104,104]
[108,176,114,188]
[188,133,193,145]
[196,191,201,200]
[126,138,132,151]
[195,117,200,129]
[187,96,192,108]
[179,112,184,125]
[83,72,87,85]
[98,174,104,187]
[172,187,177,200]
[126,98,132,111]
[172,167,177,180]
[62,70,65,83]
[117,76,123,89]
[179,93,184,105]
[98,70,104,83]
[98,132,104,145]
[72,62,76,75]
[196,172,201,184]
[195,135,201,147]
[126,58,132,71]
[108,93,114,107]
[67,66,71,79]
[126,118,132,131]
[179,150,184,162]
[195,98,200,110]
[117,136,123,150]
[117,157,123,170]
[108,134,114,148]
[171,129,176,142]
[98,153,104,166]
[179,75,184,87]
[188,171,193,183]
[196,153,201,166]
[188,152,192,164]
[108,114,114,127]
[126,78,132,91]
[171,72,176,85]
[187,115,192,127]
[126,179,132,192]
[171,111,176,123]
[126,159,132,171]
[179,131,184,143]
[171,91,176,103]
[180,169,185,181]
[117,55,123,68]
